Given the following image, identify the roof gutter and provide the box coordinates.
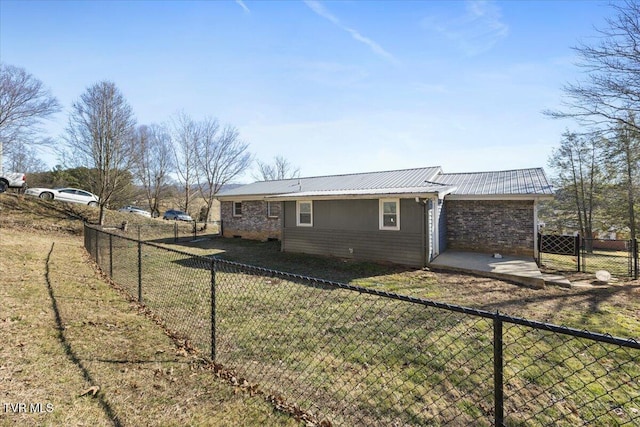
[264,187,458,201]
[445,194,554,201]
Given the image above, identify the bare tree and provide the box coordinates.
[545,1,640,132]
[133,124,174,217]
[253,155,300,181]
[545,1,640,242]
[65,81,137,225]
[4,141,47,173]
[602,115,640,241]
[169,112,199,214]
[195,117,252,227]
[547,131,605,247]
[0,63,60,173]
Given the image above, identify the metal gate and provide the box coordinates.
[537,233,580,272]
[538,233,639,279]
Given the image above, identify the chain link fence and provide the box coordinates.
[101,220,221,243]
[538,233,639,278]
[85,224,640,426]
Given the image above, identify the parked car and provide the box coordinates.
[162,209,193,221]
[118,205,152,218]
[25,187,99,206]
[0,172,26,193]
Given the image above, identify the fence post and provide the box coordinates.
[210,257,216,361]
[174,222,178,243]
[494,312,504,426]
[109,233,113,277]
[137,241,143,303]
[576,234,582,272]
[95,227,99,264]
[193,220,197,241]
[631,239,638,280]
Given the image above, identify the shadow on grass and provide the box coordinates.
[169,237,416,284]
[170,253,342,293]
[45,243,123,427]
[475,281,640,326]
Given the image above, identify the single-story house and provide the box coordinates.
[216,166,554,267]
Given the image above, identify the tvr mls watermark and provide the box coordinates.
[3,402,54,414]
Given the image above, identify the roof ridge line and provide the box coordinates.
[256,166,442,183]
[438,167,543,176]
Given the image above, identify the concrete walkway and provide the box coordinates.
[428,251,572,289]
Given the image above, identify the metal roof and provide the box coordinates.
[217,166,554,199]
[266,185,458,200]
[217,166,444,198]
[434,168,554,196]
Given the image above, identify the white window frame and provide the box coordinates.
[267,201,278,218]
[233,201,242,217]
[296,200,313,227]
[379,198,400,231]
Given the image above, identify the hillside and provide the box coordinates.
[0,193,167,234]
[0,192,296,426]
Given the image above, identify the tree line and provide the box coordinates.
[9,2,640,236]
[0,65,300,225]
[544,0,640,244]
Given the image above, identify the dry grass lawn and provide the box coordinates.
[177,236,640,340]
[0,194,298,426]
[2,192,639,426]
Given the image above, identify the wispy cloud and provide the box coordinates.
[422,0,508,56]
[235,0,250,13]
[304,0,398,65]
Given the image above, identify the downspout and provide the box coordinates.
[280,200,285,252]
[421,199,427,268]
[417,197,430,268]
[533,199,539,261]
[432,195,440,258]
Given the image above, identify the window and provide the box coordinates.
[233,201,242,217]
[267,201,278,218]
[296,200,313,226]
[379,199,400,230]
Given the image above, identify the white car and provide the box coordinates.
[0,172,26,193]
[25,187,99,206]
[118,205,152,217]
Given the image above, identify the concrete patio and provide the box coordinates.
[428,250,572,289]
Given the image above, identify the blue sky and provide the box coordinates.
[0,0,612,183]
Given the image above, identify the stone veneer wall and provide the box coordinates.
[220,200,281,240]
[445,199,534,256]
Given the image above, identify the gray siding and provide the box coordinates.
[282,199,426,267]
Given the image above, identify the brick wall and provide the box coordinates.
[220,200,281,240]
[445,200,534,256]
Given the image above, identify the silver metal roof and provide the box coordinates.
[434,168,554,195]
[217,166,444,198]
[266,185,458,200]
[217,166,554,199]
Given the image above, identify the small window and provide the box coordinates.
[233,201,242,217]
[296,200,313,227]
[267,201,278,218]
[379,199,400,230]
